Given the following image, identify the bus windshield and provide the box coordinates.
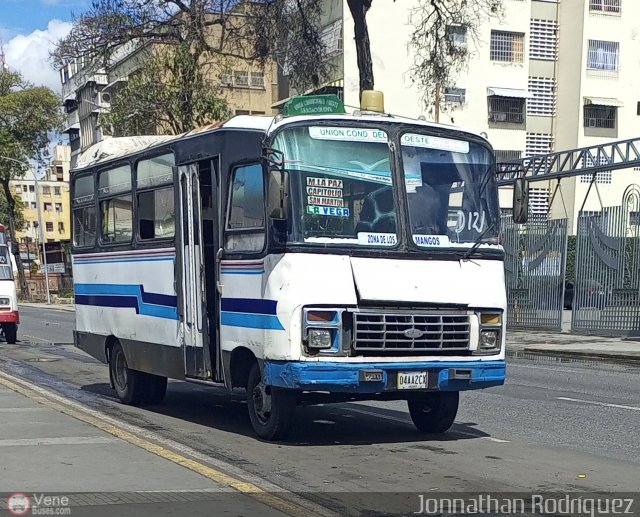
[273,125,398,246]
[400,132,500,248]
[272,124,500,250]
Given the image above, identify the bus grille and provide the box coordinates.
[352,312,470,353]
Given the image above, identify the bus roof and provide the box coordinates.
[74,112,489,171]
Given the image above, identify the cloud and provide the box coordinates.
[5,19,72,92]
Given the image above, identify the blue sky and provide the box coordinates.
[1,0,90,91]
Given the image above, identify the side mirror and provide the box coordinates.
[267,167,289,221]
[512,177,529,224]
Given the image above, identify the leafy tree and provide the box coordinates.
[0,71,62,289]
[101,46,232,136]
[0,190,25,232]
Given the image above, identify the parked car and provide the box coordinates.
[573,279,610,310]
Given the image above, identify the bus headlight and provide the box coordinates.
[479,330,499,350]
[303,308,344,354]
[475,312,502,354]
[308,329,333,349]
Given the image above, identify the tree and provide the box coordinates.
[409,0,503,119]
[101,46,232,136]
[0,190,25,233]
[54,1,333,125]
[0,71,62,290]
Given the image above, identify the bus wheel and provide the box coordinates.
[3,324,17,344]
[247,363,296,441]
[109,341,147,405]
[407,391,459,434]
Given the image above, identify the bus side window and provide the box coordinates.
[136,154,175,241]
[72,174,96,249]
[225,163,265,253]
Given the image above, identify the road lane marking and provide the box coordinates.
[557,396,640,412]
[0,370,334,517]
[345,407,510,443]
[0,436,118,447]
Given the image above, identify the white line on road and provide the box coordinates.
[346,407,510,443]
[557,396,640,412]
[0,436,118,447]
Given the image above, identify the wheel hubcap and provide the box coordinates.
[113,351,128,391]
[252,381,272,424]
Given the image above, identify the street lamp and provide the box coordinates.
[0,155,51,304]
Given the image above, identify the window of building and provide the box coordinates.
[23,201,28,209]
[444,87,466,104]
[44,202,52,212]
[15,185,22,193]
[529,188,549,216]
[529,19,558,61]
[580,155,613,184]
[488,97,525,124]
[584,105,617,128]
[55,203,63,212]
[42,186,51,195]
[225,163,265,252]
[490,31,525,63]
[29,185,34,193]
[55,166,63,179]
[58,222,65,233]
[54,186,61,196]
[446,25,467,48]
[590,0,621,13]
[495,150,522,163]
[45,222,53,233]
[30,202,36,209]
[320,19,343,58]
[250,72,265,88]
[587,40,619,71]
[528,77,556,117]
[235,110,250,115]
[234,71,249,87]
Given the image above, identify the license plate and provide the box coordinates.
[398,371,428,390]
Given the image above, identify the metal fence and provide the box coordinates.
[503,214,569,330]
[572,185,640,336]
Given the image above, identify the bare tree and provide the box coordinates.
[409,0,503,120]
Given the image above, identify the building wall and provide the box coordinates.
[10,146,72,244]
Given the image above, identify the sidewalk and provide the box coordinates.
[18,302,75,312]
[507,331,640,364]
[0,376,288,516]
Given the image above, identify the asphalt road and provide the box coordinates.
[1,306,639,514]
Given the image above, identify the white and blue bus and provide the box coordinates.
[72,92,521,440]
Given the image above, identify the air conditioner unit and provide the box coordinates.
[100,92,112,105]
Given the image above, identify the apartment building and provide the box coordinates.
[10,145,71,244]
[60,29,278,167]
[277,0,638,233]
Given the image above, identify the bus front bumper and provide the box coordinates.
[263,360,505,393]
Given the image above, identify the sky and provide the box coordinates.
[1,0,90,91]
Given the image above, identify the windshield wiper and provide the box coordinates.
[461,221,498,260]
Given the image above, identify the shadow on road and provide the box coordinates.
[80,381,493,446]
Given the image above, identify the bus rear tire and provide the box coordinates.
[247,362,296,441]
[408,391,459,434]
[109,341,166,405]
[3,323,17,344]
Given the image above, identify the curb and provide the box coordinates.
[507,348,640,366]
[18,303,76,313]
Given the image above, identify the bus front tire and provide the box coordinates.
[407,391,459,434]
[247,362,296,441]
[109,342,167,406]
[3,323,17,344]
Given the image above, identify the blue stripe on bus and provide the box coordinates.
[220,312,285,331]
[74,284,178,320]
[220,298,277,315]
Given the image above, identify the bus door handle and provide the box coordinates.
[215,248,223,295]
